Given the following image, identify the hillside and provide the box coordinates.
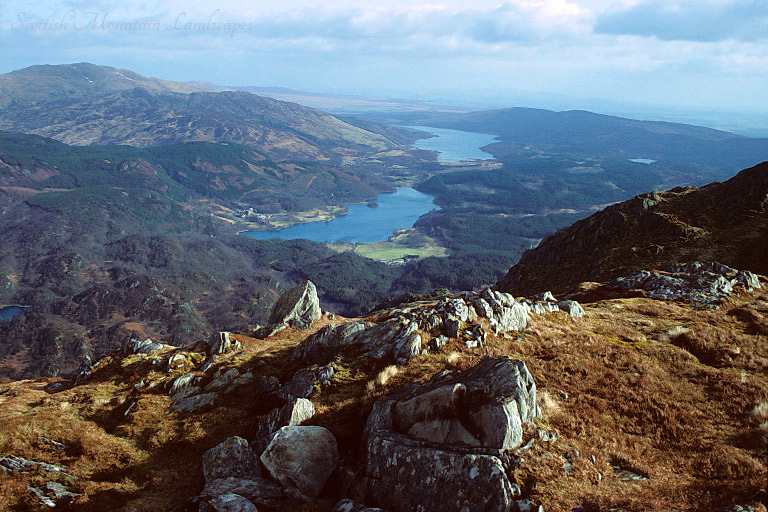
[497,161,768,296]
[0,131,394,212]
[0,273,765,512]
[0,63,211,109]
[0,64,410,161]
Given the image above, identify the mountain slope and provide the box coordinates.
[0,277,765,511]
[0,133,397,379]
[0,64,409,161]
[0,62,211,109]
[497,161,768,296]
[0,131,393,212]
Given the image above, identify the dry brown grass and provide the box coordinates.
[1,289,767,511]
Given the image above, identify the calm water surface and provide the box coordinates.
[244,188,438,243]
[0,306,26,322]
[407,126,498,162]
[243,128,497,243]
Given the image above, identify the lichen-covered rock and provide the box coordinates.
[255,375,280,395]
[530,302,559,315]
[252,398,315,454]
[169,372,200,395]
[292,321,372,364]
[354,318,420,362]
[368,356,537,450]
[490,302,530,333]
[557,300,585,318]
[0,455,72,477]
[393,334,421,363]
[203,493,258,512]
[533,291,557,302]
[201,477,294,509]
[170,390,216,412]
[332,498,386,512]
[207,332,242,356]
[206,368,252,394]
[260,426,339,500]
[444,315,461,338]
[278,365,335,400]
[294,317,421,366]
[443,298,470,322]
[268,280,322,329]
[362,356,538,512]
[125,338,165,354]
[167,353,191,372]
[203,437,261,482]
[365,435,519,512]
[613,262,761,306]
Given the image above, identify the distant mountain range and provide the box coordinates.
[0,63,410,160]
[366,107,768,183]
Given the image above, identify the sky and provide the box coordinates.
[0,0,766,131]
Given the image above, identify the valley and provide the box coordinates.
[0,64,766,381]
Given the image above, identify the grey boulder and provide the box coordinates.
[203,437,261,482]
[260,426,339,500]
[203,493,258,512]
[557,300,585,318]
[268,281,322,330]
[207,332,243,356]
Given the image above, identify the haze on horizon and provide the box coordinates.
[1,0,766,134]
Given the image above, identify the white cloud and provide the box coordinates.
[595,0,768,42]
[0,0,766,115]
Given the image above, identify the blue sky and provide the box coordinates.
[1,0,766,127]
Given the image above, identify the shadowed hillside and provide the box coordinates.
[497,161,768,296]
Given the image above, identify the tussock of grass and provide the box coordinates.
[366,365,399,392]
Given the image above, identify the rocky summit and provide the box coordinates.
[0,265,766,511]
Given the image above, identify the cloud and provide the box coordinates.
[595,0,768,42]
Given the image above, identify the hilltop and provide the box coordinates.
[497,161,768,296]
[0,273,765,511]
[0,64,410,161]
[0,63,211,109]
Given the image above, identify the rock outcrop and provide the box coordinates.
[260,425,339,500]
[203,437,261,482]
[252,398,315,453]
[362,355,538,512]
[200,477,293,509]
[268,281,322,330]
[291,291,581,369]
[207,332,243,356]
[613,261,762,307]
[202,493,258,512]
